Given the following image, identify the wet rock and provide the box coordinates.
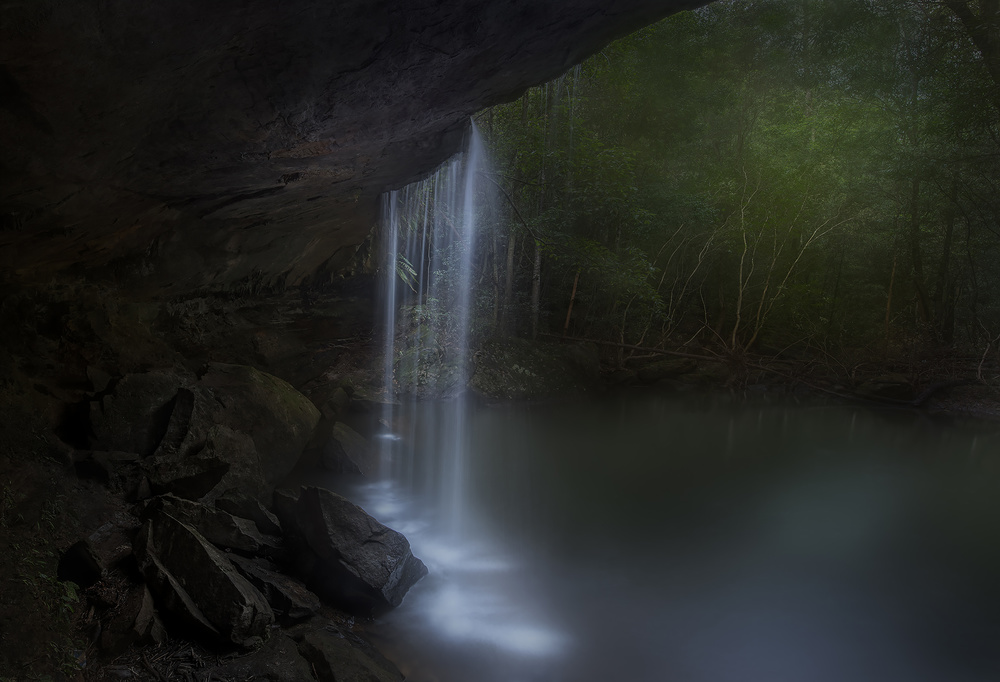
[229,555,321,623]
[146,494,283,557]
[135,510,274,646]
[193,633,315,682]
[215,489,283,536]
[275,486,427,615]
[320,422,375,476]
[292,623,404,682]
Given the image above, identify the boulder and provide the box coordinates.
[134,510,274,647]
[229,555,321,623]
[196,424,269,501]
[146,495,283,557]
[88,365,320,501]
[275,486,427,615]
[197,364,321,486]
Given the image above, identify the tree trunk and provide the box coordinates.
[908,175,932,327]
[531,240,542,339]
[933,180,958,342]
[564,269,580,336]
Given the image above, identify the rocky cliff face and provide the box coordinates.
[0,0,701,296]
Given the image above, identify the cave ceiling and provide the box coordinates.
[0,0,703,296]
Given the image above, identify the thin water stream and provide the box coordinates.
[319,394,1000,682]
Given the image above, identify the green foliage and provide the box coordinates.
[466,0,1000,361]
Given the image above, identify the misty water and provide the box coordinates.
[318,393,1000,682]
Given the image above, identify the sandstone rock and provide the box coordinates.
[187,424,267,502]
[229,555,320,623]
[146,494,283,557]
[89,365,319,501]
[275,486,427,615]
[134,510,274,646]
[0,0,695,295]
[215,489,283,536]
[198,363,320,486]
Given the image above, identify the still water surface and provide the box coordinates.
[323,392,1000,682]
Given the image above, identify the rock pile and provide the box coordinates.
[57,364,424,678]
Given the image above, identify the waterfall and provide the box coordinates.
[378,120,489,533]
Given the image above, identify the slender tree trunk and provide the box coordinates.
[501,233,517,334]
[531,240,542,339]
[908,175,932,326]
[491,229,500,329]
[885,254,896,354]
[933,180,958,342]
[564,269,580,336]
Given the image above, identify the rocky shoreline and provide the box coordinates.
[2,285,999,680]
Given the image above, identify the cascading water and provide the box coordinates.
[334,121,569,681]
[377,121,485,533]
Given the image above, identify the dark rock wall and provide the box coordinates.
[0,0,703,295]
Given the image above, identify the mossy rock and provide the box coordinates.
[469,338,600,400]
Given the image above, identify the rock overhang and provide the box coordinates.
[0,0,706,296]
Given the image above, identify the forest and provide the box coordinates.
[450,0,1000,379]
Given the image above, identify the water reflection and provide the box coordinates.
[319,393,1000,682]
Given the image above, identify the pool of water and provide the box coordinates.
[317,391,1000,682]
